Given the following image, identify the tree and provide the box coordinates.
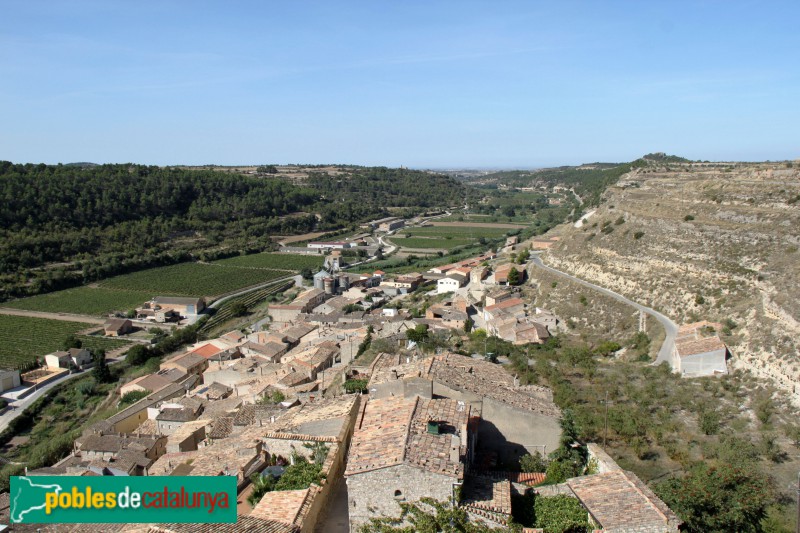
[406,324,429,343]
[357,330,373,357]
[126,344,151,366]
[655,463,773,533]
[507,267,520,286]
[63,334,82,350]
[463,317,474,334]
[92,349,112,383]
[533,494,591,533]
[229,302,248,317]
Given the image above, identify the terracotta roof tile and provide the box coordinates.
[567,470,682,532]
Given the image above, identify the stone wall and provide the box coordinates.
[347,464,457,527]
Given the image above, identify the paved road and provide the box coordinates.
[529,255,678,368]
[0,353,127,433]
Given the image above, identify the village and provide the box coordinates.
[0,216,733,532]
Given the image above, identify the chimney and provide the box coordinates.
[449,435,461,463]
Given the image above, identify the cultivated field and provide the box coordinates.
[212,253,324,271]
[391,236,475,250]
[427,221,527,229]
[99,263,291,298]
[3,287,157,317]
[0,316,131,369]
[400,226,512,238]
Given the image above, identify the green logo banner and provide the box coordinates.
[10,476,237,524]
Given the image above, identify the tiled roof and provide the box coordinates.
[208,416,234,439]
[427,353,560,417]
[191,343,223,359]
[78,434,157,454]
[345,396,416,475]
[567,470,682,532]
[150,517,299,533]
[404,397,469,476]
[675,336,726,357]
[156,408,197,422]
[485,297,525,312]
[462,475,513,516]
[249,486,320,527]
[345,396,469,478]
[277,371,310,388]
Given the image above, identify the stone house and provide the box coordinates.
[44,348,93,371]
[103,318,133,337]
[346,395,474,528]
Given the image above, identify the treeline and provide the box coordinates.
[306,167,478,210]
[0,162,475,300]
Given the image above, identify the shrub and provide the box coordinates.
[520,451,548,473]
[684,214,695,221]
[120,389,150,407]
[633,231,644,240]
[533,494,591,533]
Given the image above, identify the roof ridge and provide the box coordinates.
[620,470,670,523]
[401,396,424,464]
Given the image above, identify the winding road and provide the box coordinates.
[529,254,678,368]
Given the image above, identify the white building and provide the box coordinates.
[437,277,462,294]
[674,322,728,377]
[0,369,21,393]
[307,241,353,250]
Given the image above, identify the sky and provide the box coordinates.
[1,1,798,167]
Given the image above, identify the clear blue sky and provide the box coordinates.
[1,1,798,167]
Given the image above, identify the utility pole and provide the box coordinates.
[603,391,609,448]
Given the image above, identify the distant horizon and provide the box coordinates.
[3,153,798,172]
[2,1,799,166]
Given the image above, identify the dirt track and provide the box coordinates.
[0,307,104,324]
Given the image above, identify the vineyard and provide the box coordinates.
[212,253,324,271]
[3,287,157,316]
[400,226,512,238]
[99,262,291,298]
[390,236,476,250]
[198,280,294,336]
[0,316,132,370]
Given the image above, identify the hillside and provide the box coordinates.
[540,159,800,403]
[0,162,473,300]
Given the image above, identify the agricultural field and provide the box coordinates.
[99,262,292,298]
[0,316,131,369]
[399,225,512,239]
[2,287,157,317]
[212,253,324,271]
[391,236,475,250]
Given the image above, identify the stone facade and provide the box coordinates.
[347,464,457,527]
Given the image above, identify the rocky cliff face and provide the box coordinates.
[543,161,800,403]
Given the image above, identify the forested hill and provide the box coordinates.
[306,166,477,208]
[0,162,472,299]
[0,162,318,230]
